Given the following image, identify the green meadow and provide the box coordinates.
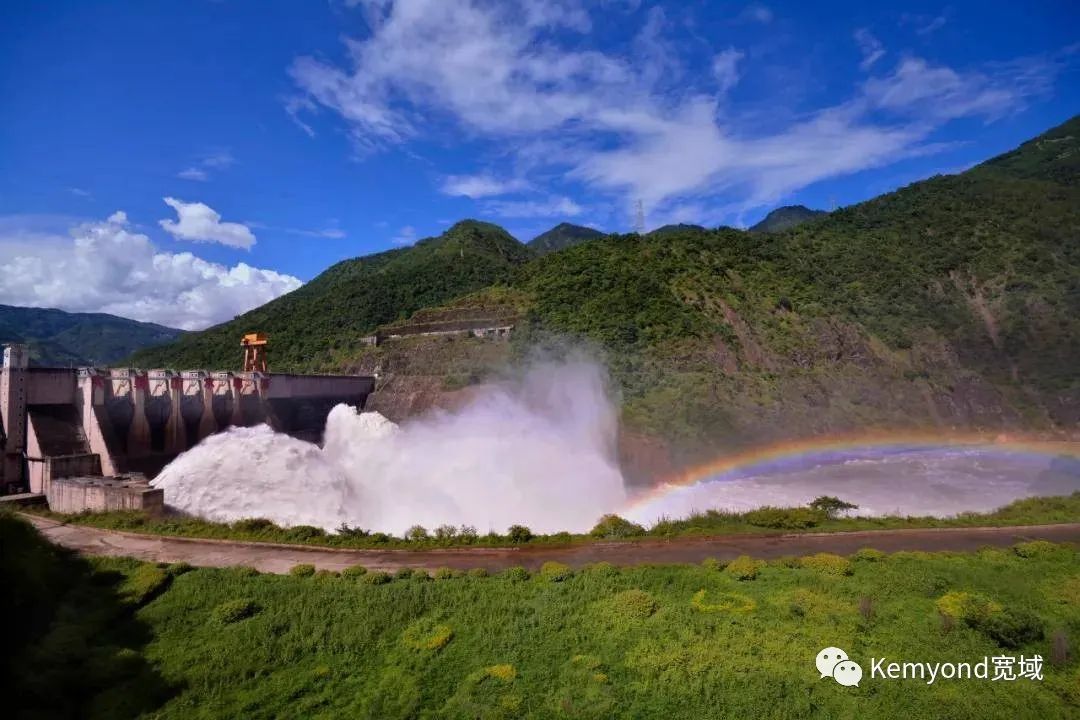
[3,513,1078,719]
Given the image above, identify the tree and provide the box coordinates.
[809,496,858,519]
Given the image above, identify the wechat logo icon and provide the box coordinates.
[816,647,863,687]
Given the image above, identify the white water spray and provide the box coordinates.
[152,358,628,534]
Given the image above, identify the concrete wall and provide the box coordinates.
[1,348,376,492]
[46,476,163,514]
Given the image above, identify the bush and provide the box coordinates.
[589,514,646,538]
[701,557,726,571]
[314,569,339,579]
[507,525,534,543]
[404,525,429,542]
[121,564,170,605]
[458,526,479,543]
[935,591,1003,625]
[289,564,316,577]
[774,555,801,569]
[800,553,854,576]
[285,525,325,542]
[725,555,762,581]
[853,547,886,562]
[502,566,530,582]
[395,567,415,580]
[232,517,277,533]
[211,598,260,624]
[231,565,260,577]
[1013,540,1065,558]
[341,564,368,579]
[401,619,454,651]
[411,569,431,581]
[434,567,457,580]
[540,561,574,582]
[744,507,821,530]
[467,567,489,578]
[585,561,619,577]
[691,589,756,613]
[369,532,391,544]
[979,608,1044,649]
[335,523,369,538]
[608,589,659,621]
[363,571,392,585]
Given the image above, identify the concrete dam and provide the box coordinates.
[0,343,375,510]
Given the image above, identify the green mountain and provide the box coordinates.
[648,223,707,237]
[131,115,1080,467]
[749,205,826,233]
[527,222,604,255]
[0,305,183,367]
[129,220,533,371]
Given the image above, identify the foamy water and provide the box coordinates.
[152,359,628,534]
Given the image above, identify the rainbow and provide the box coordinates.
[622,431,1080,513]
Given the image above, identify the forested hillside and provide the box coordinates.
[527,222,604,255]
[129,221,533,371]
[0,305,183,366]
[132,115,1080,461]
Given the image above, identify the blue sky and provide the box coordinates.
[0,0,1076,329]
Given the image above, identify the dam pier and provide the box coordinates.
[0,343,374,511]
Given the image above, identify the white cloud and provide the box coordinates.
[159,197,257,250]
[484,196,584,218]
[740,3,773,24]
[440,174,529,198]
[290,0,1065,222]
[177,150,235,181]
[391,225,417,245]
[0,212,301,330]
[854,28,885,71]
[177,167,209,181]
[68,187,92,198]
[712,47,745,93]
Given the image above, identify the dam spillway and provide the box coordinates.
[0,343,375,500]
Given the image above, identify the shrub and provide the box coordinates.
[231,565,260,577]
[809,496,858,518]
[404,525,429,542]
[289,564,316,577]
[285,525,325,542]
[589,514,646,538]
[609,589,659,621]
[411,569,431,581]
[121,564,170,605]
[550,531,573,543]
[368,532,391,544]
[457,525,479,543]
[725,555,762,581]
[434,567,457,580]
[744,507,821,530]
[395,567,416,580]
[1013,540,1064,558]
[979,608,1044,649]
[486,664,516,681]
[935,591,1002,625]
[775,555,801,569]
[853,547,886,562]
[691,589,756,613]
[467,567,489,578]
[800,553,854,576]
[401,619,454,651]
[211,598,260,625]
[540,561,574,582]
[314,569,339,579]
[507,525,534,543]
[363,571,392,585]
[585,561,619,577]
[502,566,530,582]
[341,564,368,579]
[701,557,724,571]
[232,517,277,533]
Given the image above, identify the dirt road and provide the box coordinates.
[22,514,1080,574]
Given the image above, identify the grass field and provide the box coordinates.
[26,492,1080,551]
[3,512,1078,719]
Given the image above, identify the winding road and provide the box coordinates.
[22,514,1080,574]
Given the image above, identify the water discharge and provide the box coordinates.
[153,358,1080,535]
[152,358,628,534]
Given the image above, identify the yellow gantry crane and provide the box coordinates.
[240,333,268,373]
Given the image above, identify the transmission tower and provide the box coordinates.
[633,199,645,234]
